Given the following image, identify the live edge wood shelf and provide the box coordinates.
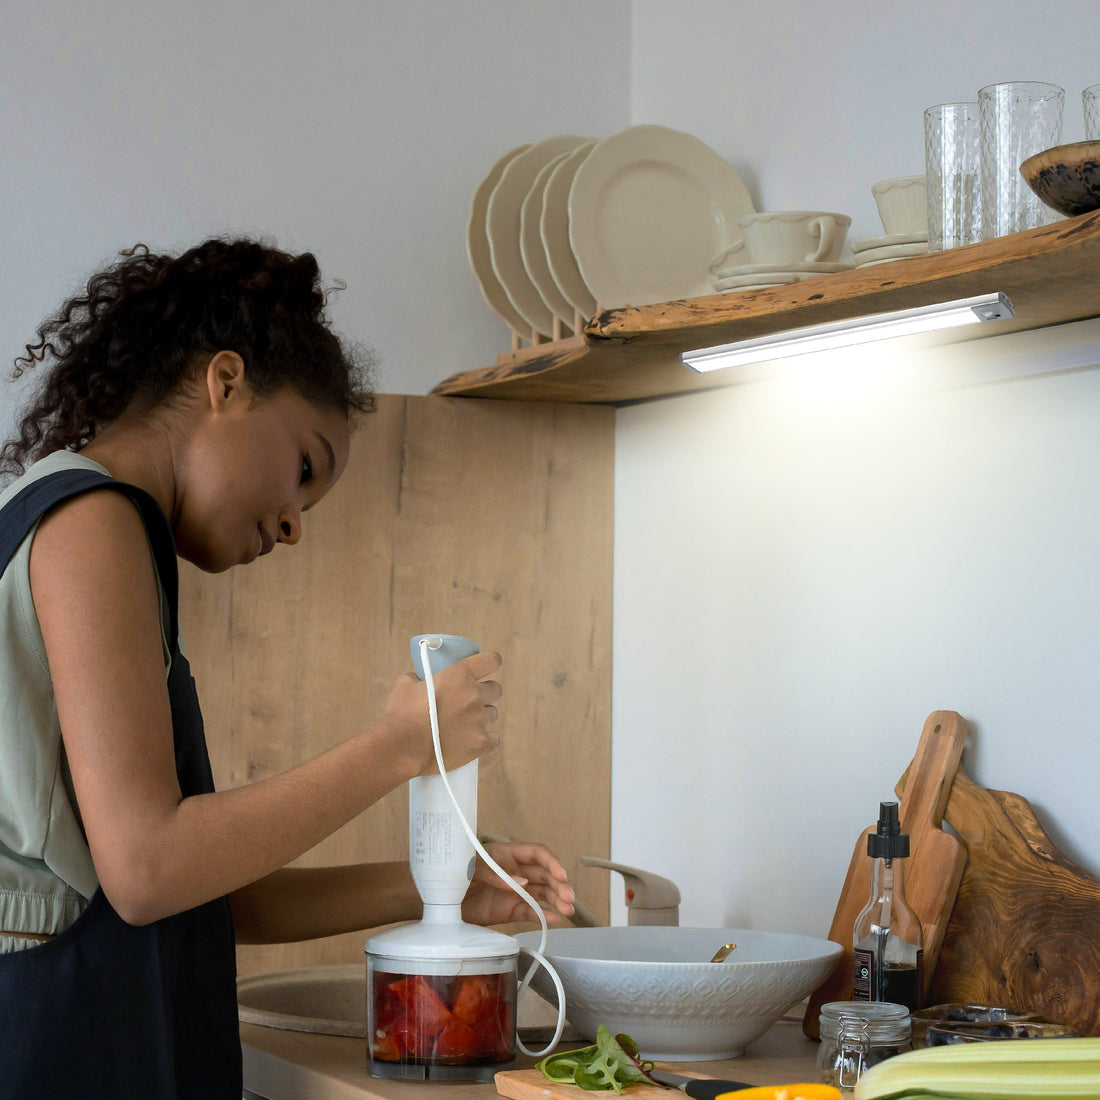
[432,210,1100,406]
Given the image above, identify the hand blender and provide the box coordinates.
[366,635,520,1082]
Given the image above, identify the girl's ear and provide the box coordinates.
[204,350,249,411]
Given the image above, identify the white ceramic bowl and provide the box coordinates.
[514,926,841,1060]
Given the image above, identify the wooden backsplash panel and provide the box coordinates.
[178,394,615,974]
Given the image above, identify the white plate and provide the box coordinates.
[540,141,599,321]
[853,241,928,264]
[466,143,532,336]
[851,231,929,253]
[568,124,755,308]
[713,272,801,289]
[713,260,853,278]
[520,152,578,330]
[487,135,590,336]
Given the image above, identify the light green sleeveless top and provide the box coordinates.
[0,451,173,952]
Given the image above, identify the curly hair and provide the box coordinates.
[2,237,375,477]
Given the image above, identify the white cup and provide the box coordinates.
[730,211,851,266]
[871,175,928,235]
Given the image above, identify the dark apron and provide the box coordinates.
[0,469,241,1098]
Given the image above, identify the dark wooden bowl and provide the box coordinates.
[1021,140,1100,216]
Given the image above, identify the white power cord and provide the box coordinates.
[419,639,567,1059]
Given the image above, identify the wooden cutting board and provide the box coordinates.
[802,711,969,1038]
[496,1064,712,1100]
[913,766,1100,1036]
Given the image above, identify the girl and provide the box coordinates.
[0,238,574,1098]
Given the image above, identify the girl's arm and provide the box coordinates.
[230,842,577,945]
[31,490,501,926]
[229,863,419,943]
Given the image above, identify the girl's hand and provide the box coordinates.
[462,842,576,927]
[380,651,503,778]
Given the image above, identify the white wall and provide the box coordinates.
[0,0,630,439]
[613,0,1100,932]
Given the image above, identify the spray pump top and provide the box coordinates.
[867,800,910,860]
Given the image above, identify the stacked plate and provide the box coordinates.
[850,231,929,267]
[709,259,852,293]
[466,126,757,340]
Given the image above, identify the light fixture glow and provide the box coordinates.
[681,293,1015,374]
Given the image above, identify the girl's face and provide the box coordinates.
[175,358,351,573]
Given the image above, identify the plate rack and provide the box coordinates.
[500,307,590,368]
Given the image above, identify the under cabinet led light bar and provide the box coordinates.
[681,293,1015,373]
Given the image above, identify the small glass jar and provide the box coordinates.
[817,1000,912,1092]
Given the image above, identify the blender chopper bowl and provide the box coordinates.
[366,919,519,1081]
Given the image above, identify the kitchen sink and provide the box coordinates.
[237,964,366,1038]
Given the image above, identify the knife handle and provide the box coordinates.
[683,1080,752,1099]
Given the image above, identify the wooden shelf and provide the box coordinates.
[433,211,1100,405]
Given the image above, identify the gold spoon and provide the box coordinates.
[709,942,737,962]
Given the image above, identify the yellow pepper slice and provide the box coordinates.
[716,1086,842,1100]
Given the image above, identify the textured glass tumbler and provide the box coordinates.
[924,102,982,251]
[1084,84,1100,141]
[979,81,1064,238]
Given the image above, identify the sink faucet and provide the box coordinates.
[581,856,681,926]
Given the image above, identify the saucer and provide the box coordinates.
[715,281,797,293]
[851,231,928,253]
[853,241,928,265]
[712,260,853,278]
[712,271,801,289]
[855,256,923,267]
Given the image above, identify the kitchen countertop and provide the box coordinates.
[240,1017,821,1100]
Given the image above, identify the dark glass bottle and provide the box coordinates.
[851,801,923,1011]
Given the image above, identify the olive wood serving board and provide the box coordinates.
[910,766,1100,1037]
[802,711,969,1038]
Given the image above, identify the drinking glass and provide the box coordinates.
[979,81,1064,238]
[924,102,982,251]
[1084,84,1100,141]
